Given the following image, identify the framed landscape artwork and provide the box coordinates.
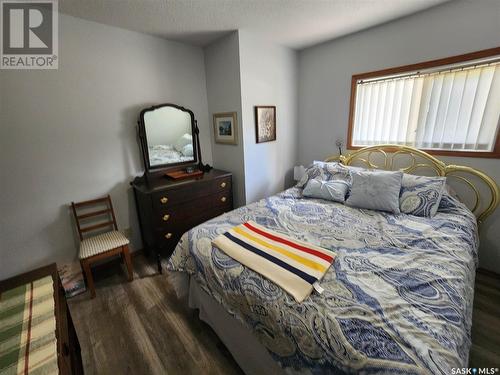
[255,106,276,143]
[213,112,238,144]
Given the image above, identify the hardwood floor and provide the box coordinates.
[68,254,500,374]
[470,269,500,368]
[68,254,243,375]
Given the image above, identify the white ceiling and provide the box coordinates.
[59,0,450,50]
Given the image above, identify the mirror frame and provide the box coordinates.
[138,103,198,173]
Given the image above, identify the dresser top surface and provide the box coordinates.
[131,169,231,194]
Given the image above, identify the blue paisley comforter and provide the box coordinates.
[167,187,478,374]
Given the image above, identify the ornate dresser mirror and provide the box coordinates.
[132,103,231,273]
[138,103,199,173]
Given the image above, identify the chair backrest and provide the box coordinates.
[71,195,118,241]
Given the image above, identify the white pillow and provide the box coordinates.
[181,143,194,157]
[174,133,192,152]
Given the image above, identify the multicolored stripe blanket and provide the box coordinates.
[0,276,58,375]
[212,220,336,302]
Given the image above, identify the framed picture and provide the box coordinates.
[213,112,238,145]
[255,106,276,143]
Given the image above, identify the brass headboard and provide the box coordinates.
[324,144,499,225]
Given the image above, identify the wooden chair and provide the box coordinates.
[71,195,133,298]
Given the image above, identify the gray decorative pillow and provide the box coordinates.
[303,178,349,203]
[346,170,403,213]
[296,164,321,188]
[296,161,350,188]
[400,174,446,217]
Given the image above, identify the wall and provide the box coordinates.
[204,32,246,207]
[0,14,212,279]
[204,30,299,206]
[297,0,500,271]
[239,30,299,203]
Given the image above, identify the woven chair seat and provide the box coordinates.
[79,230,129,259]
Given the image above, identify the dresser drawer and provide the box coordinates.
[152,185,194,209]
[154,202,231,251]
[154,215,203,249]
[211,190,232,208]
[152,176,230,210]
[155,230,182,250]
[154,190,232,229]
[133,169,233,271]
[212,176,232,193]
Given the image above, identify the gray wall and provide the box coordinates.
[204,31,299,206]
[0,14,212,279]
[298,0,500,271]
[2,1,498,278]
[204,32,246,207]
[239,31,299,204]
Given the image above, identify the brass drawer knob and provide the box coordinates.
[221,196,227,203]
[160,196,168,204]
[165,233,172,239]
[220,182,227,188]
[162,214,170,221]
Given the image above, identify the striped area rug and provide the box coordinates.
[0,276,58,375]
[212,221,336,302]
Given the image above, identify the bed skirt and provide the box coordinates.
[168,272,293,375]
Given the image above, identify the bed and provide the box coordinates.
[148,144,193,166]
[167,145,499,375]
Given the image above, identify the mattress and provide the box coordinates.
[167,187,478,374]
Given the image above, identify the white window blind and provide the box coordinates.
[352,60,500,152]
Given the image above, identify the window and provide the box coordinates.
[348,48,500,157]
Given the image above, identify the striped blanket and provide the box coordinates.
[0,276,58,375]
[212,221,336,302]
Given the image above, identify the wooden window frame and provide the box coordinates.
[347,47,500,158]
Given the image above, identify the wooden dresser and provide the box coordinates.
[132,169,233,272]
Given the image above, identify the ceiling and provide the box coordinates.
[59,0,450,50]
